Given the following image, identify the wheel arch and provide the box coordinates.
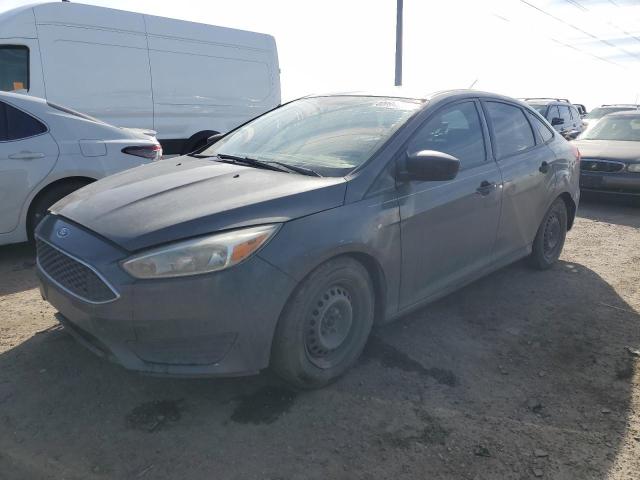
[558,191,577,230]
[26,176,96,228]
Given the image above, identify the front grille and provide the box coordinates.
[37,239,117,303]
[581,159,625,173]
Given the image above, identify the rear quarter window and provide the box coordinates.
[0,102,47,141]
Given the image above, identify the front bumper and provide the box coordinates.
[36,215,297,377]
[580,170,640,196]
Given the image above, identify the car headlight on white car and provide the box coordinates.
[121,224,280,279]
[627,163,640,173]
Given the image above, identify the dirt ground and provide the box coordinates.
[0,194,639,480]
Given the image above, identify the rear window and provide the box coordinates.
[0,46,29,92]
[47,101,106,124]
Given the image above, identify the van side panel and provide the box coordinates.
[33,4,154,130]
[144,15,280,142]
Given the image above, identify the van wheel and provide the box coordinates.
[271,257,374,389]
[28,180,89,241]
[528,198,568,270]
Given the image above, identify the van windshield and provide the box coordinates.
[199,96,423,177]
[0,45,29,92]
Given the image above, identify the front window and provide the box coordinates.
[585,107,635,120]
[0,46,29,92]
[200,96,423,177]
[580,116,640,141]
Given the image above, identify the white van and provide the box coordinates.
[0,1,281,154]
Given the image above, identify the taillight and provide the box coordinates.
[122,144,162,161]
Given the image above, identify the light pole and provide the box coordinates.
[395,0,403,86]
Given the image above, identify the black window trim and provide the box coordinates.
[399,97,490,174]
[0,99,50,143]
[0,44,30,93]
[480,99,539,161]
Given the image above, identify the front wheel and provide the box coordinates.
[528,198,568,270]
[271,257,374,389]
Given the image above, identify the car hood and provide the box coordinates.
[573,139,640,162]
[52,157,347,251]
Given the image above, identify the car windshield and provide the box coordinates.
[199,96,423,177]
[529,104,548,115]
[585,107,635,120]
[580,116,640,141]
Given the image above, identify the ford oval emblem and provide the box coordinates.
[56,227,70,239]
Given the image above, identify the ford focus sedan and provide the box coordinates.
[36,90,580,389]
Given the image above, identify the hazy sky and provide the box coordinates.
[2,0,640,109]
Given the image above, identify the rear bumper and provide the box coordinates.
[580,171,640,195]
[36,215,296,377]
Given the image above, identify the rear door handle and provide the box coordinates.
[476,180,497,196]
[9,151,45,160]
[539,161,550,174]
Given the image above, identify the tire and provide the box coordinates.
[28,180,90,241]
[271,257,375,389]
[528,198,568,270]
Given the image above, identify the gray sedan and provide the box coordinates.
[573,111,640,196]
[36,90,580,388]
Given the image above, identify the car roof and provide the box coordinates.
[303,88,524,105]
[0,90,48,107]
[604,110,640,117]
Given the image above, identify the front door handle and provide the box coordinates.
[476,180,497,196]
[539,161,550,174]
[9,151,45,160]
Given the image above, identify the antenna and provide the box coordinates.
[468,78,479,89]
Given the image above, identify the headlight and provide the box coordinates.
[121,224,279,279]
[628,163,640,173]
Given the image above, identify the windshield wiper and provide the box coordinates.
[266,161,322,177]
[217,154,322,177]
[216,154,290,173]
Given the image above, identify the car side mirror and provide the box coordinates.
[207,133,225,145]
[551,117,564,126]
[403,150,460,182]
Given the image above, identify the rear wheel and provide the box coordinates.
[271,257,374,389]
[528,198,568,270]
[28,180,90,241]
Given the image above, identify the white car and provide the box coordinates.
[0,91,162,246]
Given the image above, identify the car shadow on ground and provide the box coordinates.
[578,193,640,228]
[0,243,37,296]
[0,259,637,479]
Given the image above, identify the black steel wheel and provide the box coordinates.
[271,257,374,389]
[529,198,568,270]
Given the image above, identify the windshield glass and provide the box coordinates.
[580,115,640,141]
[585,107,635,120]
[529,104,547,115]
[200,96,423,177]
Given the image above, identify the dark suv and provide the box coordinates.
[524,98,585,140]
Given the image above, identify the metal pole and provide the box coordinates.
[395,0,403,86]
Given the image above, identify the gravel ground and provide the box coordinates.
[0,194,638,480]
